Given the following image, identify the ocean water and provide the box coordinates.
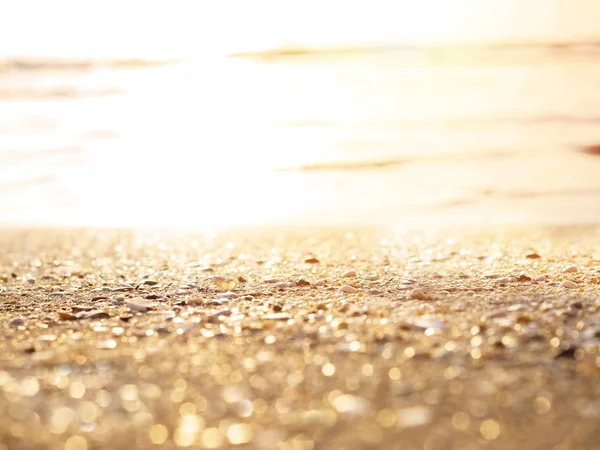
[2,44,600,229]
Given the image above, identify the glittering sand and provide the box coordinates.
[1,226,599,450]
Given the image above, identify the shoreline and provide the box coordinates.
[1,225,599,449]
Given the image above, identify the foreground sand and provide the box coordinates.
[1,226,599,450]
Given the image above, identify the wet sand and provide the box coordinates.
[1,226,599,450]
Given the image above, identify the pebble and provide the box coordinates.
[9,317,25,326]
[305,257,320,264]
[58,311,77,320]
[331,394,370,416]
[535,275,547,282]
[410,289,426,300]
[560,280,579,289]
[338,285,358,294]
[264,313,292,321]
[508,277,518,283]
[562,265,578,273]
[314,280,326,287]
[216,291,238,299]
[272,282,289,289]
[365,275,379,281]
[211,277,238,291]
[263,278,280,284]
[496,278,509,284]
[185,297,203,306]
[412,318,444,330]
[141,280,158,286]
[77,310,110,319]
[342,270,357,278]
[126,297,156,312]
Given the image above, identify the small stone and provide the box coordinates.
[484,273,501,279]
[560,280,579,289]
[410,289,426,300]
[331,394,370,416]
[58,311,77,320]
[397,406,433,428]
[77,310,110,320]
[211,277,238,291]
[272,282,288,289]
[263,277,280,284]
[126,297,156,312]
[206,309,232,322]
[555,346,577,359]
[535,275,546,282]
[562,265,578,273]
[287,281,297,288]
[526,253,541,259]
[342,270,357,278]
[412,318,444,330]
[518,274,532,282]
[364,275,379,281]
[297,279,311,287]
[496,278,509,284]
[113,286,133,292]
[305,257,320,264]
[145,294,162,300]
[508,277,518,283]
[186,297,203,306]
[142,280,158,286]
[508,304,526,312]
[216,291,238,299]
[338,285,358,294]
[264,313,292,321]
[9,317,26,326]
[314,279,326,287]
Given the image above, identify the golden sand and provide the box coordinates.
[0,226,599,449]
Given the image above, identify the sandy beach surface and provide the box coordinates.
[1,225,599,450]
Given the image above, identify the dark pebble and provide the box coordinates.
[555,347,578,359]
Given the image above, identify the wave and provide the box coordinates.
[279,150,509,172]
[231,39,600,61]
[282,114,600,131]
[0,87,123,100]
[0,57,183,74]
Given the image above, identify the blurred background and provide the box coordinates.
[2,0,600,229]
